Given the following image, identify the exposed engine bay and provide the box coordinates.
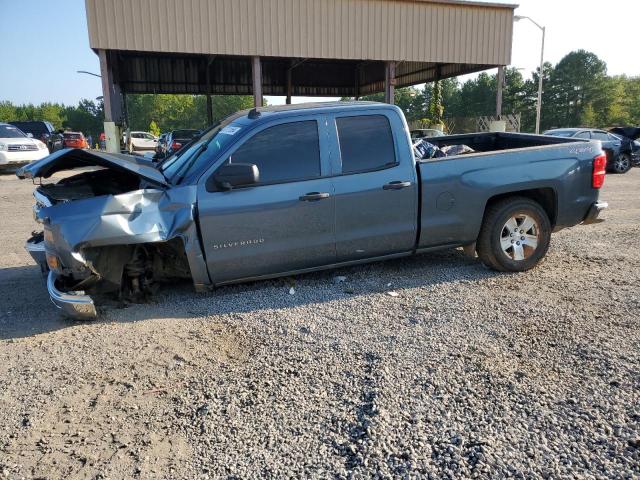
[19,148,209,315]
[36,168,141,204]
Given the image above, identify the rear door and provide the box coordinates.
[327,111,418,261]
[197,116,336,284]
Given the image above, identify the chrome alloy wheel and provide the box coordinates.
[614,155,630,172]
[500,214,539,261]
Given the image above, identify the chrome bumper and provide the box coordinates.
[47,271,97,320]
[583,201,608,225]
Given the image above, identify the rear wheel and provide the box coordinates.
[612,153,631,174]
[477,197,551,272]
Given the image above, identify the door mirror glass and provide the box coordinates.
[210,163,260,191]
[26,133,34,138]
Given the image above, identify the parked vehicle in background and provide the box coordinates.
[0,123,49,169]
[609,127,640,168]
[543,128,630,173]
[164,129,201,156]
[9,120,64,153]
[123,131,158,153]
[17,102,607,319]
[410,128,445,141]
[62,132,89,149]
[155,133,168,156]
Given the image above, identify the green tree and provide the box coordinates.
[542,50,608,129]
[149,120,161,136]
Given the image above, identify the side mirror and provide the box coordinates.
[208,163,259,191]
[26,133,34,138]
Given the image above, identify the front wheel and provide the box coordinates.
[612,153,631,174]
[476,197,551,272]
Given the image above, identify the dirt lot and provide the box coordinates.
[0,168,638,479]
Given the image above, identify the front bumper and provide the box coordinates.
[25,236,48,275]
[47,271,97,320]
[583,201,608,225]
[0,149,48,166]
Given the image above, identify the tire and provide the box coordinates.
[612,153,631,174]
[477,197,551,272]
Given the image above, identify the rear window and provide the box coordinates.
[10,121,47,136]
[544,130,574,137]
[591,132,610,141]
[64,133,82,139]
[173,130,200,139]
[336,115,396,174]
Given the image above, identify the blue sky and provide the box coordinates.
[0,0,103,105]
[1,0,639,106]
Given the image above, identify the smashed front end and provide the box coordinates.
[18,149,209,319]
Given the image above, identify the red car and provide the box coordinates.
[63,132,88,149]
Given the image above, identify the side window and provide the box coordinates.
[229,121,321,184]
[336,115,396,174]
[574,131,590,139]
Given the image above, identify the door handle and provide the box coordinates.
[383,181,411,190]
[299,192,331,201]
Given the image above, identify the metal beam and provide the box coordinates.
[206,95,213,124]
[496,66,504,116]
[384,61,396,104]
[252,56,262,107]
[98,49,114,122]
[286,68,292,105]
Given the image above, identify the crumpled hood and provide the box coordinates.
[609,127,640,141]
[15,148,168,186]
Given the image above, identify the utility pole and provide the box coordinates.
[515,15,546,134]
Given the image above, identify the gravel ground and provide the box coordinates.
[0,168,638,479]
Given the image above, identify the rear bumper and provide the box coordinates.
[582,201,608,225]
[47,271,97,320]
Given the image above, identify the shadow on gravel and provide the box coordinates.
[104,248,503,322]
[0,249,503,340]
[0,265,73,340]
[0,166,21,176]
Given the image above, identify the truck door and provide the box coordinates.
[328,112,418,261]
[197,118,336,284]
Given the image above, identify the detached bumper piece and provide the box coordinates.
[583,201,608,225]
[47,272,97,320]
[25,235,48,275]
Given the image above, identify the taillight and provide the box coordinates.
[592,153,607,189]
[171,141,182,150]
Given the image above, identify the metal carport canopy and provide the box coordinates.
[86,0,516,110]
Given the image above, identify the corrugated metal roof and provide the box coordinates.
[86,0,514,65]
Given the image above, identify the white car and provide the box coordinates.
[0,123,49,169]
[123,131,158,153]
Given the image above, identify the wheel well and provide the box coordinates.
[484,188,557,227]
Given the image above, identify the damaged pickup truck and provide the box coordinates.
[19,102,608,319]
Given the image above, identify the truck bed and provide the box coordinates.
[416,132,600,249]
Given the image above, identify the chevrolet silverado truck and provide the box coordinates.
[18,102,608,319]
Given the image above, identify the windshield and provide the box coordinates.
[160,123,242,183]
[0,125,27,138]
